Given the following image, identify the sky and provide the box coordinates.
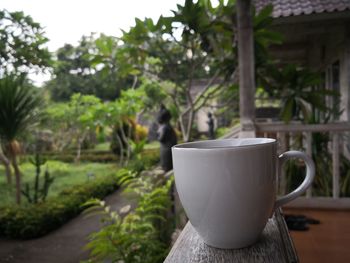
[1,0,184,51]
[1,0,184,84]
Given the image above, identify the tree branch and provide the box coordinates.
[180,69,221,117]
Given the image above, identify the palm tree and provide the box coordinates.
[0,75,43,204]
[0,141,12,185]
[259,64,336,123]
[0,141,12,184]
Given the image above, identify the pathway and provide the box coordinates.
[0,189,129,263]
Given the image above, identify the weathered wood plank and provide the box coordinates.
[237,0,256,137]
[277,132,288,195]
[164,209,298,263]
[285,197,350,209]
[275,209,298,263]
[332,133,340,199]
[173,184,188,229]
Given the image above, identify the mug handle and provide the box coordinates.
[274,151,315,210]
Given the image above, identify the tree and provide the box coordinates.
[121,13,224,141]
[101,88,147,165]
[44,93,102,162]
[46,35,101,101]
[47,34,135,101]
[44,88,149,166]
[187,0,283,127]
[43,102,72,151]
[120,0,281,141]
[259,64,336,123]
[0,9,51,74]
[70,94,102,162]
[0,74,43,204]
[0,9,49,192]
[0,140,11,185]
[89,34,138,97]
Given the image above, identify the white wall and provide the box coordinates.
[196,106,217,133]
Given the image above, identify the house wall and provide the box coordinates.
[196,105,217,133]
[310,24,348,122]
[190,79,222,133]
[269,15,350,160]
[270,17,350,121]
[341,28,350,122]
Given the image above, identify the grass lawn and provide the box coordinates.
[144,141,160,150]
[94,141,160,151]
[0,160,118,206]
[93,142,110,151]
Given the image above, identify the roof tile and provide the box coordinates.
[254,0,350,17]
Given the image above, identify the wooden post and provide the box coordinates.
[166,171,187,229]
[173,184,187,229]
[332,133,340,199]
[306,132,313,198]
[237,0,256,138]
[277,132,288,195]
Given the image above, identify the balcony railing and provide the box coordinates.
[165,121,350,262]
[255,121,350,209]
[164,208,297,263]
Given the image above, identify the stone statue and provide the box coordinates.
[157,104,177,172]
[207,112,215,139]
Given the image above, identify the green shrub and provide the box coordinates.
[84,169,173,263]
[128,148,160,173]
[0,176,118,239]
[21,153,55,204]
[42,153,118,163]
[215,127,232,138]
[41,149,159,164]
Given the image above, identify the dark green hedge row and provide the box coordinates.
[137,149,160,167]
[41,149,159,164]
[0,176,118,239]
[44,153,118,163]
[0,150,159,239]
[42,149,112,156]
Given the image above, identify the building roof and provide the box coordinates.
[255,0,350,18]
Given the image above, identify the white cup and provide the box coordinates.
[172,138,315,249]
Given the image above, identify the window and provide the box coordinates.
[326,61,341,120]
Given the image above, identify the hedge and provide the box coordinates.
[44,153,118,163]
[40,149,159,164]
[0,150,160,239]
[0,176,118,239]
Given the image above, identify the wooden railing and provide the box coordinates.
[220,123,241,139]
[165,122,350,262]
[255,121,350,209]
[165,209,297,263]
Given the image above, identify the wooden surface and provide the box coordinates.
[285,197,350,209]
[284,208,350,263]
[332,133,340,198]
[164,209,298,263]
[237,0,256,136]
[305,132,313,197]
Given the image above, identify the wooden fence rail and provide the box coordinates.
[255,121,350,208]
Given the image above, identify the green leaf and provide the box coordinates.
[280,98,294,123]
[254,4,274,29]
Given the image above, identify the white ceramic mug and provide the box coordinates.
[172,138,315,249]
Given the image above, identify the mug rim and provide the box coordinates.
[173,138,276,150]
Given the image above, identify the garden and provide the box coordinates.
[1,1,350,262]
